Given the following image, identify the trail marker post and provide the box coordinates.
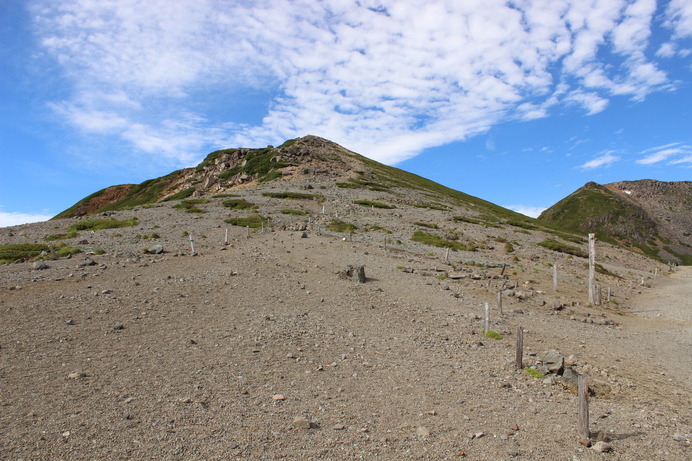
[515,326,524,369]
[588,234,596,305]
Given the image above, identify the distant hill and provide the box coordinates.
[537,180,692,264]
[54,135,530,225]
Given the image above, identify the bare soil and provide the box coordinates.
[0,198,690,460]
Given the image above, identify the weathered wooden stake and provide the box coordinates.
[322,205,325,214]
[384,237,387,250]
[515,326,524,369]
[484,302,490,333]
[606,287,611,302]
[224,228,229,245]
[445,248,450,262]
[597,285,602,305]
[578,374,590,440]
[349,232,352,242]
[497,291,503,316]
[189,234,195,256]
[500,263,506,276]
[261,222,264,233]
[588,233,596,305]
[246,226,250,237]
[552,264,558,291]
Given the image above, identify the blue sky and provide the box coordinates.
[1,0,691,227]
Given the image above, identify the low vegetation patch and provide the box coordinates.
[328,219,357,233]
[412,202,448,211]
[485,330,502,340]
[0,244,50,263]
[68,217,138,231]
[224,214,270,229]
[162,187,196,202]
[280,209,308,216]
[353,199,396,209]
[538,238,588,258]
[44,231,80,241]
[52,242,81,258]
[173,199,210,214]
[262,192,323,201]
[525,368,546,379]
[137,233,160,239]
[414,222,439,229]
[411,231,477,252]
[218,147,287,183]
[222,198,257,210]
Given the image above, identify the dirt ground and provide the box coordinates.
[0,199,690,460]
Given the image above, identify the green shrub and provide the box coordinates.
[93,249,106,255]
[504,242,515,253]
[485,330,502,340]
[222,199,257,210]
[353,199,396,209]
[162,187,196,202]
[44,231,80,241]
[411,231,477,252]
[281,209,308,216]
[224,214,270,228]
[173,199,210,214]
[68,217,138,231]
[538,238,587,258]
[328,219,357,233]
[525,368,545,379]
[262,192,323,201]
[0,244,50,263]
[414,222,439,229]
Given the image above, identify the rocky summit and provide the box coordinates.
[1,136,690,459]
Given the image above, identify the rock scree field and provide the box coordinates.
[1,136,690,460]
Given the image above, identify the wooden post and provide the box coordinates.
[246,226,250,237]
[445,248,449,263]
[224,228,229,246]
[606,287,611,302]
[384,237,387,250]
[261,222,264,233]
[497,291,503,316]
[349,232,352,242]
[515,326,524,369]
[552,264,558,291]
[596,285,602,306]
[322,205,325,215]
[578,374,590,440]
[500,263,506,277]
[484,302,490,333]
[588,234,596,305]
[189,234,195,256]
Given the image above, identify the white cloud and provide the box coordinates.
[0,212,52,228]
[30,0,688,167]
[636,143,692,165]
[578,152,620,170]
[665,0,692,38]
[506,205,547,218]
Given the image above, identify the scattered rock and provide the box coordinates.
[272,394,286,401]
[113,322,124,330]
[292,416,312,430]
[578,438,592,447]
[561,367,579,388]
[68,372,86,379]
[672,433,686,442]
[592,441,611,453]
[79,257,97,267]
[342,265,366,283]
[507,450,520,457]
[416,426,430,437]
[32,261,49,270]
[332,424,346,430]
[542,349,565,374]
[147,245,164,255]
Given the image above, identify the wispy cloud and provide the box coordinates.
[636,143,692,165]
[578,151,620,170]
[30,0,687,167]
[0,212,52,228]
